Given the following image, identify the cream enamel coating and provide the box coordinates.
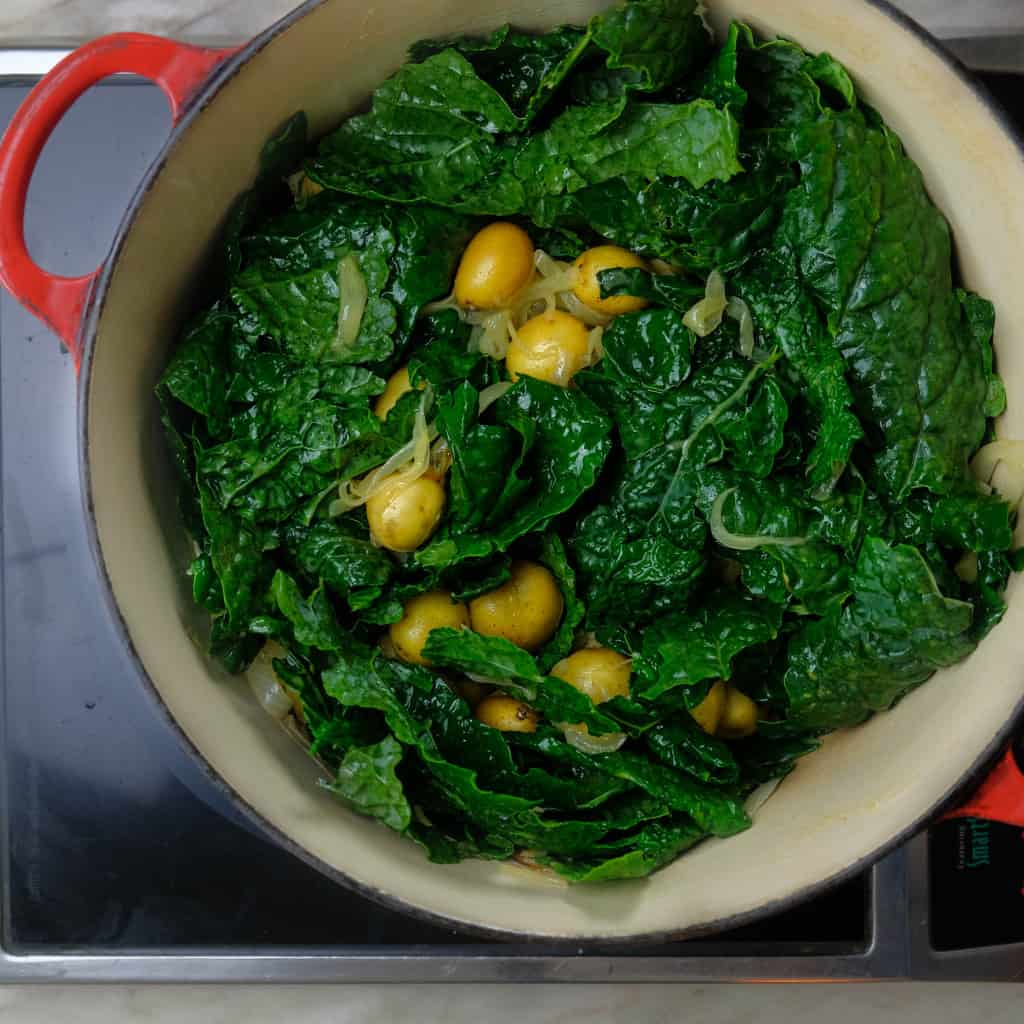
[79,0,1024,939]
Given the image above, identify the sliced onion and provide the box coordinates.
[585,326,605,367]
[558,288,612,327]
[726,296,755,358]
[558,722,626,755]
[466,671,505,686]
[420,291,459,316]
[970,440,1024,507]
[333,254,368,356]
[683,269,728,336]
[710,488,808,551]
[246,641,294,721]
[478,381,513,415]
[745,778,782,818]
[470,310,514,359]
[331,395,436,515]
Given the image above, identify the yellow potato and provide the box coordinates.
[454,222,535,310]
[469,560,564,652]
[506,310,590,387]
[690,680,727,735]
[475,694,539,733]
[718,685,759,739]
[389,590,470,666]
[572,245,648,316]
[551,647,631,704]
[366,474,445,552]
[453,679,491,707]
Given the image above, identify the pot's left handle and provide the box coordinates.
[0,33,235,370]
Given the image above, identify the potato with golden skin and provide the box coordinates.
[454,222,535,310]
[551,647,631,704]
[572,245,648,315]
[468,561,564,652]
[718,685,759,739]
[389,590,470,666]
[474,694,539,733]
[506,310,590,387]
[366,474,445,552]
[690,680,727,735]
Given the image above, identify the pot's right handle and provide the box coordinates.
[0,33,235,370]
[942,740,1024,828]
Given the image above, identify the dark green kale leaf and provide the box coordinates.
[600,307,693,393]
[540,817,705,882]
[285,519,394,604]
[635,590,783,701]
[270,570,347,652]
[325,735,411,832]
[536,533,587,672]
[707,479,852,614]
[160,305,236,427]
[409,24,590,123]
[783,538,976,731]
[646,714,741,785]
[516,732,751,837]
[232,195,472,366]
[420,376,612,567]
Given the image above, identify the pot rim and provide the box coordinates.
[74,0,1024,943]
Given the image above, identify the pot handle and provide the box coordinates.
[0,33,235,369]
[942,741,1024,828]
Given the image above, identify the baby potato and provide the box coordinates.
[375,366,414,420]
[453,678,491,707]
[572,245,648,316]
[454,222,535,310]
[551,647,631,704]
[389,590,470,666]
[718,685,759,739]
[690,680,727,735]
[506,310,590,387]
[469,560,564,652]
[366,473,446,552]
[475,694,539,733]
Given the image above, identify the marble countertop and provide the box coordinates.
[0,0,1022,43]
[2,0,1024,1019]
[1,981,1023,1022]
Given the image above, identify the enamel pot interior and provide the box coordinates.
[81,0,1024,940]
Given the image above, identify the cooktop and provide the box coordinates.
[1,69,1022,983]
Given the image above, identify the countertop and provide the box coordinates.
[0,0,1023,44]
[2,0,1024,1020]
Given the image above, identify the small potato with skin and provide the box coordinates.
[475,694,539,733]
[690,679,727,735]
[718,685,758,739]
[469,560,564,652]
[572,245,648,316]
[454,222,535,310]
[366,474,445,552]
[374,366,415,420]
[551,647,631,704]
[389,590,470,666]
[506,310,590,387]
[453,679,491,707]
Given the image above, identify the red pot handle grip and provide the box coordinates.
[0,33,235,369]
[942,743,1024,828]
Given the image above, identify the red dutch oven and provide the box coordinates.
[1,0,1023,941]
